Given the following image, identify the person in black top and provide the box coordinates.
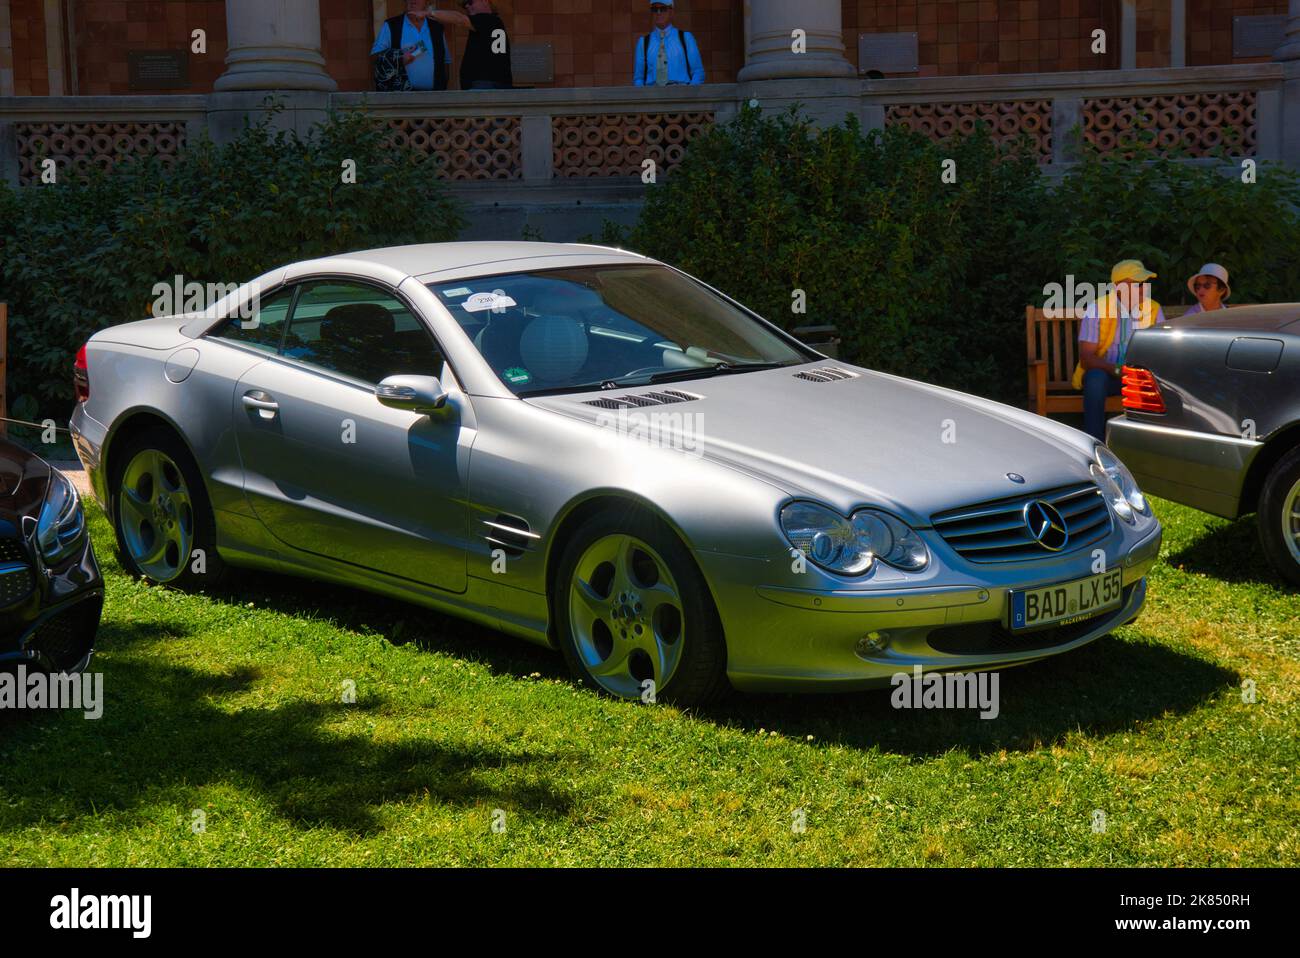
[458,0,513,90]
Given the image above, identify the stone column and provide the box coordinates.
[1275,0,1300,172]
[1276,0,1300,62]
[1170,0,1186,68]
[737,0,854,81]
[1120,0,1137,70]
[214,0,337,92]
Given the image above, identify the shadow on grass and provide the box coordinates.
[698,632,1237,757]
[186,565,1238,758]
[1164,513,1292,589]
[0,623,578,835]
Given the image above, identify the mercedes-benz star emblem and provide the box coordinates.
[1006,472,1025,483]
[1023,499,1068,551]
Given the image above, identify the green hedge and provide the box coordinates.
[1,106,465,421]
[626,105,1300,404]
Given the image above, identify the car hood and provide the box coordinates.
[527,364,1099,524]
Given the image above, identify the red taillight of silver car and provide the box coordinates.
[1121,365,1165,414]
[74,343,90,402]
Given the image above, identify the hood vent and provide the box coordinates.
[583,389,701,410]
[482,514,539,558]
[794,367,859,383]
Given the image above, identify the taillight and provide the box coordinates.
[74,343,90,402]
[1121,365,1164,413]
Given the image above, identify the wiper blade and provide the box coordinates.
[643,361,787,384]
[518,379,622,398]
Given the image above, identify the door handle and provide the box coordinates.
[242,390,279,417]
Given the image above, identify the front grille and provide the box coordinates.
[931,482,1112,563]
[26,594,102,672]
[927,586,1133,655]
[0,564,34,606]
[0,537,34,608]
[0,538,27,564]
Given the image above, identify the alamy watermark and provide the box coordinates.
[593,409,704,457]
[890,665,1000,720]
[0,665,104,719]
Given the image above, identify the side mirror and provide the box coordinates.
[375,375,449,413]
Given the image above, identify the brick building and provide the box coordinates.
[1,1,1291,97]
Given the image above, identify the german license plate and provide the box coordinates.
[1010,568,1122,631]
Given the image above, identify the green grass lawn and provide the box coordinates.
[2,497,1297,866]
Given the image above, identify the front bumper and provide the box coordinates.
[1106,416,1260,520]
[0,530,104,674]
[701,521,1162,693]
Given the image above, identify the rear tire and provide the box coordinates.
[109,427,229,590]
[551,507,728,706]
[1258,445,1300,588]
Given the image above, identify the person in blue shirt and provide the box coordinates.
[633,1,705,87]
[370,0,463,91]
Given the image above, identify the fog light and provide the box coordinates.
[856,631,891,655]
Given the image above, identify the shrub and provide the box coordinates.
[0,104,466,419]
[627,105,1057,404]
[626,105,1300,404]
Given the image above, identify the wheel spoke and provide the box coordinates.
[589,641,633,679]
[572,578,609,628]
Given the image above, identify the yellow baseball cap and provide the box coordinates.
[1111,259,1157,284]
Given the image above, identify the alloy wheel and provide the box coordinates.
[118,448,195,582]
[568,533,686,699]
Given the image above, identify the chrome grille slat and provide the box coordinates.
[932,482,1113,563]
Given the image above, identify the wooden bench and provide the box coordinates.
[1026,304,1187,416]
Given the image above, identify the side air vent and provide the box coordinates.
[482,514,539,558]
[583,389,701,410]
[794,367,859,383]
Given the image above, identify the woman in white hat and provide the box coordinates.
[1185,263,1230,315]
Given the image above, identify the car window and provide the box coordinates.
[211,286,294,354]
[282,281,443,385]
[428,265,808,395]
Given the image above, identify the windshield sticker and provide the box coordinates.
[463,291,517,313]
[503,367,532,385]
[442,287,472,298]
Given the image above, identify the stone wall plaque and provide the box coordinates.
[127,50,190,91]
[1232,15,1285,58]
[511,42,554,85]
[858,32,919,75]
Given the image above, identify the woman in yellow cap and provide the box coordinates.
[1076,259,1166,441]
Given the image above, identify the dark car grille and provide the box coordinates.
[26,594,102,672]
[0,537,34,608]
[931,482,1112,563]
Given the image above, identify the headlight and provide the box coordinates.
[36,470,86,564]
[780,501,929,575]
[1092,445,1149,523]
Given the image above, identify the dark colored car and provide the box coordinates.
[0,437,103,672]
[1106,303,1300,587]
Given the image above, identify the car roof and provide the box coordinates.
[1170,302,1300,333]
[283,241,652,286]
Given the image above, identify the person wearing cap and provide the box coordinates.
[633,1,705,87]
[1075,259,1167,442]
[1184,263,1231,315]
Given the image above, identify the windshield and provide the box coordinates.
[427,264,810,396]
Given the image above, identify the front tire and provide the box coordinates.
[1258,445,1300,588]
[552,508,728,706]
[109,427,227,589]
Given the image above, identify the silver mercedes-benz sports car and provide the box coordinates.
[70,242,1162,704]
